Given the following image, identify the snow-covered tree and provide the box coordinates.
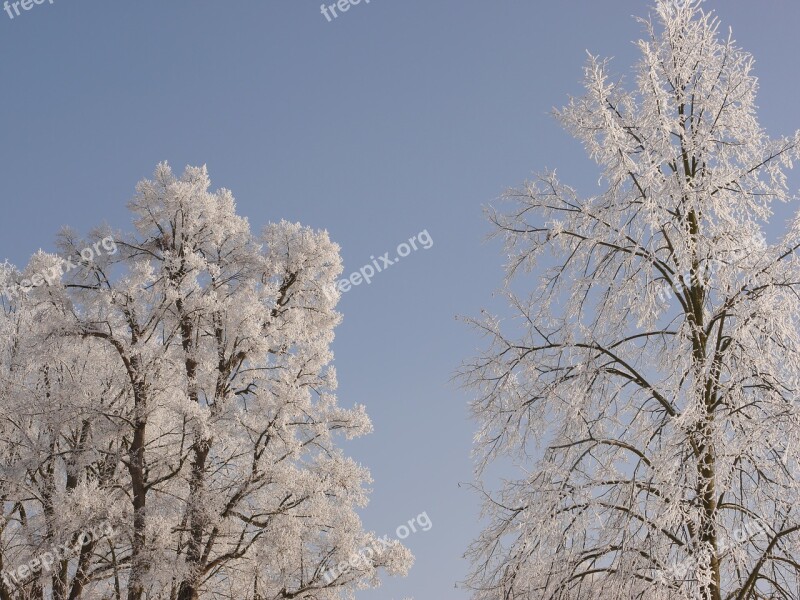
[462,2,800,599]
[0,164,412,600]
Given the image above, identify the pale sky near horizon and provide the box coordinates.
[3,2,800,598]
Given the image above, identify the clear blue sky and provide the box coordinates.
[2,1,800,598]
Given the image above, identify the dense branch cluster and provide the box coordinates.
[0,164,412,600]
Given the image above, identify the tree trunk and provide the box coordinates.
[176,302,209,600]
[126,355,149,600]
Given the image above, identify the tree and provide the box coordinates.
[461,2,800,598]
[0,164,412,600]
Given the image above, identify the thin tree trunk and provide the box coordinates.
[687,207,721,600]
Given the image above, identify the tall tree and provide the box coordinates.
[462,2,800,599]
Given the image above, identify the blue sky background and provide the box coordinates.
[2,1,800,598]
